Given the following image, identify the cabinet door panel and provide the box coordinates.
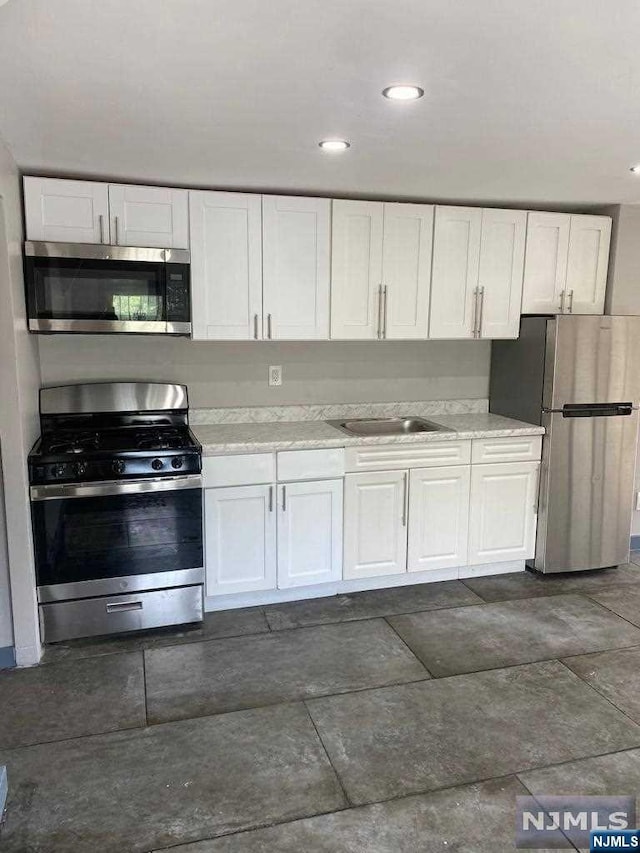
[382,203,433,340]
[343,471,407,579]
[277,479,343,588]
[468,462,538,565]
[521,212,570,314]
[429,206,482,339]
[565,215,611,315]
[24,177,109,244]
[262,196,330,339]
[189,191,262,340]
[330,200,383,339]
[408,466,471,572]
[478,209,527,339]
[205,484,276,596]
[108,184,189,248]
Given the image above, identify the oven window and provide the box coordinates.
[29,257,166,322]
[32,488,203,586]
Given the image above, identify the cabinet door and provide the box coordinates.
[24,177,109,244]
[521,212,570,314]
[108,184,189,248]
[330,200,384,339]
[468,462,538,565]
[429,206,482,339]
[277,479,343,588]
[343,470,407,579]
[189,191,263,340]
[205,484,276,596]
[381,202,433,340]
[408,466,471,572]
[478,209,527,339]
[565,215,611,315]
[262,196,330,340]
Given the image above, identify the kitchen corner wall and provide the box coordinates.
[37,337,491,408]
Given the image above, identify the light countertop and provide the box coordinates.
[193,413,544,456]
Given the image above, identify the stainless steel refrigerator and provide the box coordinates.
[490,315,640,573]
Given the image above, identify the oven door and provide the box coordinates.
[30,475,203,601]
[24,243,190,335]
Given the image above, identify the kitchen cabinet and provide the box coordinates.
[189,191,263,340]
[521,212,611,315]
[407,465,471,572]
[108,184,189,248]
[262,195,331,340]
[24,177,109,244]
[330,200,433,340]
[468,461,538,565]
[205,484,277,596]
[277,479,343,588]
[429,206,526,340]
[343,470,408,579]
[24,177,188,248]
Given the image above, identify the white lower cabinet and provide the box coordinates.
[343,470,408,580]
[277,479,343,588]
[205,484,277,596]
[468,461,539,565]
[408,466,471,573]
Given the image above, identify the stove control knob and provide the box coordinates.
[52,464,67,478]
[112,460,126,475]
[75,462,87,478]
[151,458,164,471]
[171,456,184,469]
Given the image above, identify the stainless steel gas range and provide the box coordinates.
[28,382,204,643]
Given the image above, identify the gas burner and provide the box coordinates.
[46,432,100,455]
[135,428,185,451]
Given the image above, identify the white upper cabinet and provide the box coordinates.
[477,208,527,339]
[189,191,263,341]
[330,200,384,339]
[565,215,611,315]
[429,206,482,339]
[24,177,109,244]
[108,184,189,248]
[277,479,343,588]
[521,212,611,315]
[262,195,330,340]
[381,203,433,340]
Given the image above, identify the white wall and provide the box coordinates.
[37,337,491,408]
[0,137,41,665]
[0,454,13,650]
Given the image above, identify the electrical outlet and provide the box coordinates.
[268,365,283,387]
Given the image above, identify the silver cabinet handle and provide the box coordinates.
[402,472,408,527]
[114,215,120,246]
[568,289,574,314]
[268,485,273,513]
[282,485,286,511]
[472,287,479,338]
[376,285,383,339]
[254,313,259,340]
[106,600,143,613]
[383,285,388,339]
[559,290,566,313]
[98,214,105,244]
[267,313,273,339]
[477,286,485,338]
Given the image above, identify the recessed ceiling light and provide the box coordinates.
[319,139,350,151]
[382,85,424,101]
[630,165,640,174]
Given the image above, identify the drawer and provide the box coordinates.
[203,453,275,487]
[344,440,471,473]
[277,448,345,481]
[39,585,203,643]
[472,435,542,464]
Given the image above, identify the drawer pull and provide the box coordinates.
[106,601,143,614]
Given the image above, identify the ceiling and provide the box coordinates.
[1,0,639,206]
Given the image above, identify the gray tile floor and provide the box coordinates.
[3,562,640,851]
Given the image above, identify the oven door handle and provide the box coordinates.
[30,475,203,501]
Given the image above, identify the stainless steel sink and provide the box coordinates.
[326,417,451,437]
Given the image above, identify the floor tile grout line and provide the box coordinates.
[581,590,640,631]
[515,776,581,851]
[302,700,354,808]
[381,615,434,678]
[142,648,150,727]
[556,657,640,730]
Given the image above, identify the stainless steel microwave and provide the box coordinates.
[24,242,191,335]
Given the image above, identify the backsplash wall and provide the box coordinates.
[37,337,491,409]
